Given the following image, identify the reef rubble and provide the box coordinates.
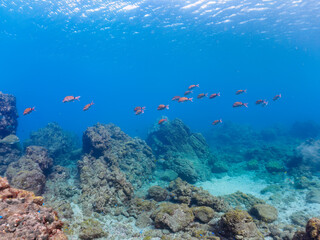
[0,176,67,240]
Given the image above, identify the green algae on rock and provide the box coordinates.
[79,218,108,240]
[250,204,278,223]
[192,206,215,223]
[219,209,264,240]
[151,203,194,232]
[148,185,168,202]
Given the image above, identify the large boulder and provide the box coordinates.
[147,118,214,183]
[0,92,18,138]
[148,185,168,202]
[250,204,278,223]
[151,203,194,232]
[82,123,155,188]
[5,146,53,195]
[293,217,320,240]
[219,209,263,240]
[192,206,215,223]
[24,122,79,165]
[0,143,20,176]
[0,177,67,240]
[78,154,133,214]
[0,92,20,175]
[168,178,230,212]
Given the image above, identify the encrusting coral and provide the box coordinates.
[0,177,67,240]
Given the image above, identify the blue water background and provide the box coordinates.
[1,1,320,140]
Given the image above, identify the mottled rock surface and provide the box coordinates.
[147,118,214,183]
[0,143,20,176]
[0,92,18,138]
[192,206,215,223]
[0,92,20,175]
[5,146,53,195]
[24,122,79,165]
[79,218,108,240]
[79,154,133,214]
[0,177,67,240]
[151,203,194,232]
[168,178,230,212]
[250,204,278,223]
[83,123,155,188]
[148,185,168,202]
[219,209,263,240]
[293,217,320,240]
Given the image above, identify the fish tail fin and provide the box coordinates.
[76,96,80,101]
[218,92,220,96]
[205,93,208,97]
[243,103,248,108]
[196,84,199,87]
[189,98,193,102]
[166,105,169,110]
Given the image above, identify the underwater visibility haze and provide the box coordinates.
[0,0,320,239]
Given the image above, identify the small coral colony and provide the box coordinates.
[23,83,281,125]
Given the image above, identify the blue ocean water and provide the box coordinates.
[1,0,320,139]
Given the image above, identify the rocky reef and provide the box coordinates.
[5,146,53,195]
[147,118,214,183]
[24,122,80,165]
[0,92,18,138]
[297,139,320,171]
[0,177,67,239]
[82,123,156,189]
[0,92,20,176]
[78,123,156,214]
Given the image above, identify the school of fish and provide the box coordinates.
[133,84,281,125]
[23,85,281,126]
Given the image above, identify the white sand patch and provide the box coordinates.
[196,173,268,197]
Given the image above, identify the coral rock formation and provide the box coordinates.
[0,177,67,240]
[147,118,214,183]
[5,146,53,195]
[168,178,230,212]
[24,122,79,165]
[250,204,278,223]
[151,203,194,232]
[0,92,18,138]
[82,123,155,188]
[0,92,20,176]
[293,217,320,240]
[219,209,263,240]
[147,185,168,202]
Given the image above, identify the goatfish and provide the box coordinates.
[157,104,169,110]
[212,119,222,125]
[23,107,35,115]
[197,93,208,99]
[236,89,246,95]
[172,96,180,101]
[178,97,193,103]
[158,119,167,125]
[83,102,94,111]
[188,84,199,90]
[233,102,248,108]
[63,96,80,103]
[184,91,193,96]
[209,93,220,99]
[0,135,20,145]
[273,94,281,101]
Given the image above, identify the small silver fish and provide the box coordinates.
[0,135,20,145]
